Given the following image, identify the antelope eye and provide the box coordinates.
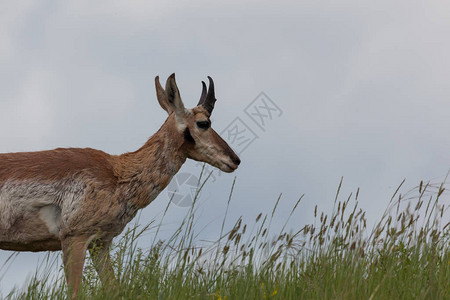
[196,121,210,130]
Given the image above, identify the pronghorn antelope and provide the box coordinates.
[0,74,240,298]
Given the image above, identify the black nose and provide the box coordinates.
[233,157,241,166]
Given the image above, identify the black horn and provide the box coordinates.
[197,76,216,114]
[197,81,207,106]
[204,76,216,114]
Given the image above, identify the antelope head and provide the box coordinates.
[155,74,241,173]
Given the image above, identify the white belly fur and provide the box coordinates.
[38,205,61,236]
[0,181,83,239]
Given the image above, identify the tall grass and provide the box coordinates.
[4,174,450,299]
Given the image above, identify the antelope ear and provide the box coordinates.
[165,73,186,118]
[155,76,172,114]
[154,74,186,117]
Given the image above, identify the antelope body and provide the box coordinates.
[0,74,240,297]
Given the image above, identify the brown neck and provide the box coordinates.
[116,114,187,208]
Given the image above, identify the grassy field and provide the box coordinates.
[3,175,450,299]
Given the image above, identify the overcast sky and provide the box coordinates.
[1,0,450,294]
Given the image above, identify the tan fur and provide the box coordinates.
[0,74,240,298]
